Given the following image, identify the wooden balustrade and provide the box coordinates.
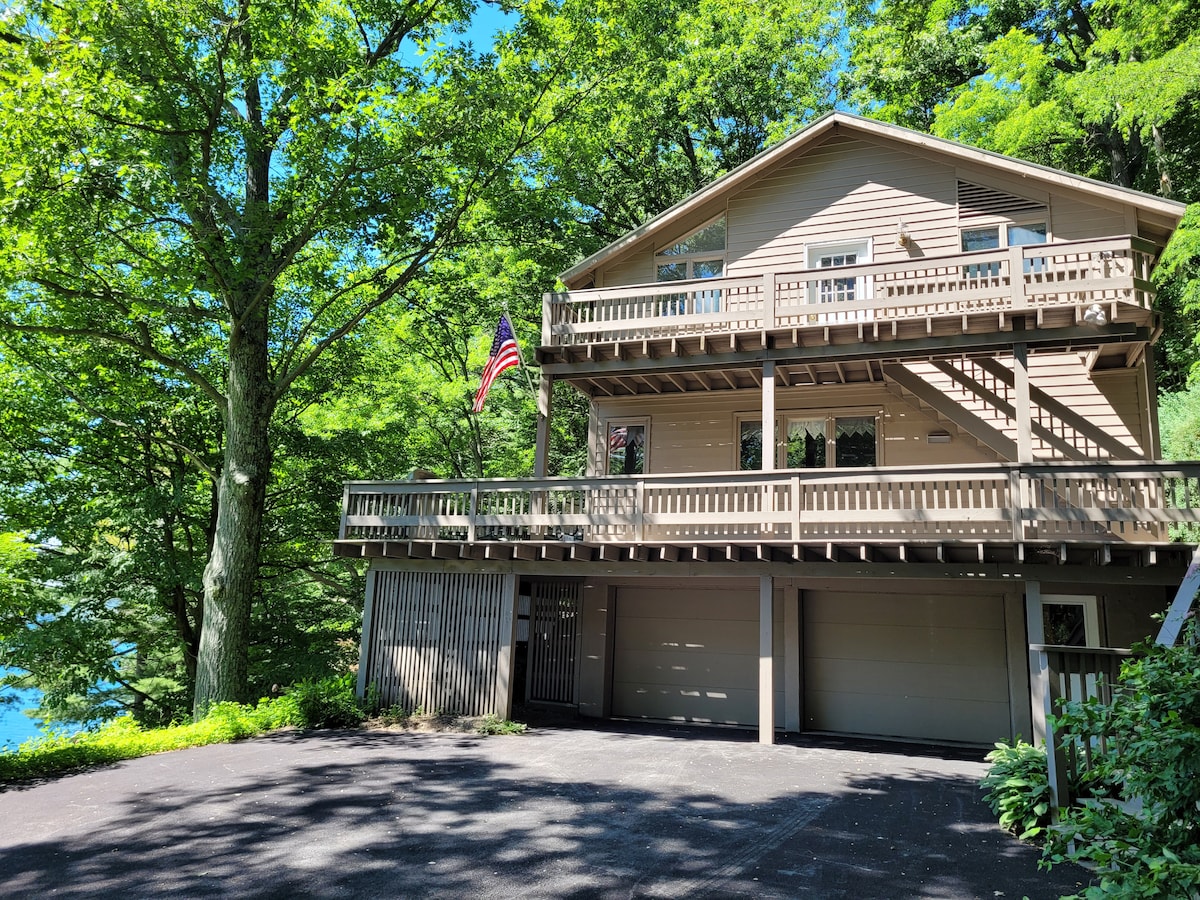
[1030,644,1134,813]
[339,460,1200,544]
[543,236,1157,347]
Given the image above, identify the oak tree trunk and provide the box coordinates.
[193,303,274,716]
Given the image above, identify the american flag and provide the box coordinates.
[471,315,521,413]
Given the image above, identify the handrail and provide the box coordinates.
[542,235,1157,347]
[338,459,1200,543]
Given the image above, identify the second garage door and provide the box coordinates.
[803,590,1011,744]
[612,585,781,726]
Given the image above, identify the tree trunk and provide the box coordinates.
[192,306,274,716]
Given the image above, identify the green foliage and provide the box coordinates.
[843,0,1200,390]
[288,673,365,730]
[0,695,303,782]
[475,715,527,735]
[1042,623,1200,897]
[0,673,377,781]
[980,739,1052,841]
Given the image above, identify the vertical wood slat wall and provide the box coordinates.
[527,579,583,705]
[361,570,516,717]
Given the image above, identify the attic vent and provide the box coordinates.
[958,180,1045,220]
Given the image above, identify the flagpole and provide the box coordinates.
[502,302,536,393]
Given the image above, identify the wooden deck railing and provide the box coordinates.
[542,236,1157,346]
[339,460,1200,545]
[1031,644,1134,812]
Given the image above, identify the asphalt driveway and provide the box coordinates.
[0,723,1090,898]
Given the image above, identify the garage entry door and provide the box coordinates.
[613,585,780,726]
[804,590,1010,744]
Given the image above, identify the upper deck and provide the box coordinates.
[537,236,1158,391]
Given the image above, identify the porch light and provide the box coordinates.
[896,219,911,248]
[927,430,952,444]
[1083,303,1107,326]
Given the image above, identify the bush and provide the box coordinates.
[980,739,1052,841]
[475,715,527,735]
[288,673,364,729]
[1042,623,1200,897]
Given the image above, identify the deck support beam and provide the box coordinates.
[534,374,553,478]
[759,574,775,745]
[1014,340,1033,463]
[1025,580,1047,744]
[762,361,776,471]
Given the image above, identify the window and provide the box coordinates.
[606,422,647,475]
[1041,595,1100,647]
[739,413,878,469]
[785,418,827,468]
[961,221,1048,278]
[807,240,872,322]
[656,217,726,314]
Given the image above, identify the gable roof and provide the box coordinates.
[559,112,1187,286]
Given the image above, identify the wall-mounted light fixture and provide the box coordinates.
[1083,303,1107,326]
[927,430,952,444]
[896,219,911,248]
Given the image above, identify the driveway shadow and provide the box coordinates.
[0,727,1090,898]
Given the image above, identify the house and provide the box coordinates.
[335,112,1200,747]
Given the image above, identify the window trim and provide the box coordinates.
[603,417,650,476]
[1039,594,1101,647]
[735,408,882,470]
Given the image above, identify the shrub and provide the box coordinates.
[1042,622,1200,897]
[980,739,1052,841]
[287,673,364,729]
[475,715,527,735]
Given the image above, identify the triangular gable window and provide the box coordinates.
[658,217,726,257]
[656,217,726,314]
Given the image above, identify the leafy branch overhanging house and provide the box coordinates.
[335,112,1200,748]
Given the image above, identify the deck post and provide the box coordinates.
[1013,339,1033,463]
[355,566,377,699]
[761,361,776,471]
[1025,580,1046,743]
[759,574,775,745]
[534,374,553,478]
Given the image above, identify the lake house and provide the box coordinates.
[335,113,1199,746]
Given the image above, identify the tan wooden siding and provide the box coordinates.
[589,383,994,476]
[611,584,784,726]
[899,354,1147,460]
[1031,357,1145,457]
[803,589,1011,744]
[728,135,960,271]
[587,132,1143,291]
[360,569,516,717]
[599,254,655,289]
[1049,193,1129,241]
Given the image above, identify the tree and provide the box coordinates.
[844,0,1200,389]
[0,0,621,714]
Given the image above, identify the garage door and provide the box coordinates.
[803,590,1010,744]
[613,585,780,726]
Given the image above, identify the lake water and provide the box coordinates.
[0,675,46,750]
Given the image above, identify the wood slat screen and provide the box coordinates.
[527,579,582,705]
[360,570,516,717]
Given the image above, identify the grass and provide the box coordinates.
[0,679,528,783]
